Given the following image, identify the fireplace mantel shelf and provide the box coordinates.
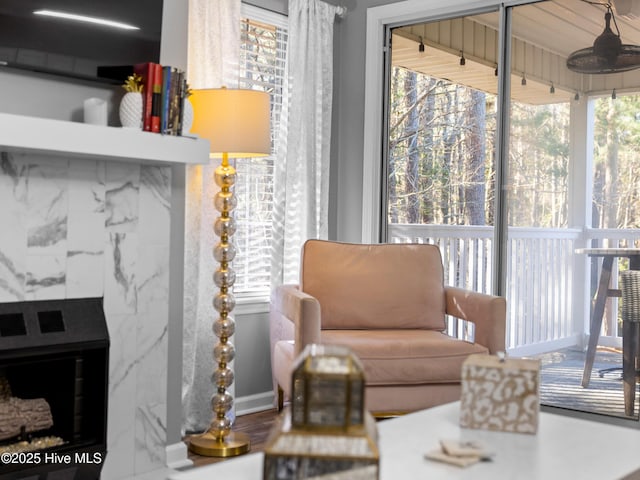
[0,112,211,165]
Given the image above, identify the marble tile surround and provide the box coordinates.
[0,151,172,479]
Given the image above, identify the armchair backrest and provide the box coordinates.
[300,240,446,330]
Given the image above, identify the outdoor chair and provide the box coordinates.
[593,269,640,416]
[619,270,640,416]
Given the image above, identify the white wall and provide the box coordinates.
[330,0,406,242]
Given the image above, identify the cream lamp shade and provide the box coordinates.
[190,87,271,158]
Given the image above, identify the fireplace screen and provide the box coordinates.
[0,298,109,480]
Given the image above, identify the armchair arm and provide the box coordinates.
[269,284,321,359]
[445,286,506,354]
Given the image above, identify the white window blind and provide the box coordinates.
[234,5,287,298]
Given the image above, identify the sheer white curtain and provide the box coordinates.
[271,0,346,287]
[182,0,240,433]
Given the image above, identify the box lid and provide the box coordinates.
[463,353,540,371]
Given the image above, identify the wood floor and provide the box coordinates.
[183,408,279,468]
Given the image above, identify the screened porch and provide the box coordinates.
[389,224,639,419]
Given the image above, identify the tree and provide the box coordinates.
[388,68,494,227]
[463,89,487,225]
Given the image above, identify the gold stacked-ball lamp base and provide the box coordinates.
[188,430,251,458]
[188,155,250,458]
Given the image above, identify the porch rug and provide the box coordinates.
[535,348,638,419]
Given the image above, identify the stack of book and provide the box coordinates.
[134,62,189,136]
[98,62,190,136]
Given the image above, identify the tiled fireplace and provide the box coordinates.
[0,150,172,479]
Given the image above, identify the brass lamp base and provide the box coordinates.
[188,430,251,458]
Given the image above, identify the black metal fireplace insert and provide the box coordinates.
[0,298,109,480]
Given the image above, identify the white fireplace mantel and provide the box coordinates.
[0,112,210,165]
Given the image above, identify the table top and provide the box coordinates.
[575,247,640,256]
[169,402,640,480]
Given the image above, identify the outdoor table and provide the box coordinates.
[576,247,640,416]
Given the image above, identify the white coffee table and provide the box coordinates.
[169,402,640,479]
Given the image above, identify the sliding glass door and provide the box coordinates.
[383,0,640,420]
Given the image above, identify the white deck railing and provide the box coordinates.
[389,224,640,354]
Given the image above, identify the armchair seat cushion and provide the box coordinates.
[273,330,489,394]
[321,329,489,385]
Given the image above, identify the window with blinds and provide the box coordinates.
[234,6,287,298]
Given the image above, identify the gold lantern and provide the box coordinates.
[263,344,379,479]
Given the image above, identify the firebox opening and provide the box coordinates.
[3,349,107,446]
[0,298,109,480]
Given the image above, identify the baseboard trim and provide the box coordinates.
[235,390,275,416]
[165,441,193,470]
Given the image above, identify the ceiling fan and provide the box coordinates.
[566,0,640,74]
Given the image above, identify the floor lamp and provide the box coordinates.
[188,87,271,457]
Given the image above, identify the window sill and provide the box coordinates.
[235,296,270,315]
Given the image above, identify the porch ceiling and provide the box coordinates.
[393,0,640,105]
[392,33,567,105]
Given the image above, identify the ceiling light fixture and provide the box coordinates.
[33,9,140,30]
[418,36,425,53]
[521,44,528,86]
[460,20,466,66]
[566,1,640,74]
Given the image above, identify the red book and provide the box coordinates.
[133,62,155,132]
[150,63,163,133]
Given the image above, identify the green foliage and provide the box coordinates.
[388,67,640,230]
[592,94,640,229]
[388,67,497,225]
[508,102,570,227]
[389,66,569,228]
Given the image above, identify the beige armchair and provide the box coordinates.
[270,240,506,415]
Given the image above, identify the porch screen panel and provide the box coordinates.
[386,13,499,298]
